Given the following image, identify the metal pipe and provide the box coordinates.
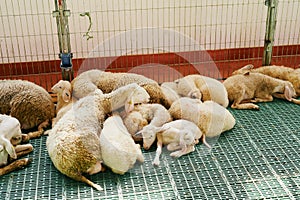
[262,0,278,66]
[53,0,74,81]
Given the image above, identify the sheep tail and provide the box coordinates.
[202,134,212,149]
[80,175,103,191]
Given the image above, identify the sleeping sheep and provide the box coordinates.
[46,83,150,191]
[0,79,55,138]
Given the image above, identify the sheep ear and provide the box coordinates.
[134,130,143,138]
[1,138,17,159]
[241,64,254,70]
[62,89,71,102]
[284,85,294,101]
[125,100,134,113]
[243,71,250,76]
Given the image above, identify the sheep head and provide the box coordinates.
[0,116,22,166]
[125,84,150,113]
[135,124,161,150]
[51,80,72,103]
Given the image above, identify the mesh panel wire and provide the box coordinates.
[0,99,299,200]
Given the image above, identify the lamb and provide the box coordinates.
[174,74,229,107]
[223,70,297,109]
[125,103,172,148]
[51,80,78,126]
[143,119,203,166]
[46,83,150,191]
[0,80,55,138]
[160,81,181,106]
[0,114,33,176]
[100,115,144,174]
[169,97,235,147]
[232,64,300,104]
[122,111,148,142]
[71,69,171,108]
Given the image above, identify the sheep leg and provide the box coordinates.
[152,133,163,166]
[27,120,50,139]
[251,95,273,103]
[79,175,103,191]
[231,102,259,110]
[8,144,33,163]
[0,158,32,176]
[166,143,181,151]
[202,134,212,149]
[86,161,102,175]
[170,145,195,158]
[273,93,300,105]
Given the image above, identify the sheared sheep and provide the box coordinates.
[46,83,150,191]
[51,80,78,126]
[232,64,300,104]
[174,74,229,107]
[71,69,170,108]
[100,114,144,174]
[160,81,181,106]
[169,97,235,147]
[125,103,172,147]
[140,119,203,166]
[0,114,33,176]
[224,70,297,109]
[0,80,55,138]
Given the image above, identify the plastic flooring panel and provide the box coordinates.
[0,99,299,199]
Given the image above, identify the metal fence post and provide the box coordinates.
[53,0,74,81]
[262,0,278,66]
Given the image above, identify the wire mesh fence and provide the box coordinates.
[1,0,299,90]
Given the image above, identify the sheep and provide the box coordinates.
[223,70,297,109]
[232,64,300,104]
[122,111,148,142]
[169,97,235,147]
[50,80,78,126]
[0,80,55,138]
[174,74,229,107]
[71,69,171,108]
[143,119,203,166]
[100,115,144,174]
[0,114,33,176]
[51,80,73,114]
[160,81,181,106]
[125,103,172,148]
[46,83,150,191]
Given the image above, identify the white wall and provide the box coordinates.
[0,0,299,63]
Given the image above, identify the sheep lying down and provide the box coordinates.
[0,114,33,176]
[140,119,204,166]
[46,83,150,191]
[100,115,144,174]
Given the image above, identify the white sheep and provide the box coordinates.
[50,80,78,126]
[125,103,172,149]
[160,81,181,106]
[100,115,144,174]
[122,111,148,142]
[0,114,22,167]
[0,114,33,176]
[71,69,171,108]
[0,80,55,138]
[174,74,229,107]
[46,83,150,191]
[232,64,300,104]
[146,119,203,166]
[223,70,297,109]
[169,97,236,147]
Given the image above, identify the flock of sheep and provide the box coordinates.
[0,64,299,191]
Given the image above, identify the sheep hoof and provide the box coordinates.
[152,158,160,166]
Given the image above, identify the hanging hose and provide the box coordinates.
[80,12,93,40]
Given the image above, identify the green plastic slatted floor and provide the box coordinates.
[1,99,299,199]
